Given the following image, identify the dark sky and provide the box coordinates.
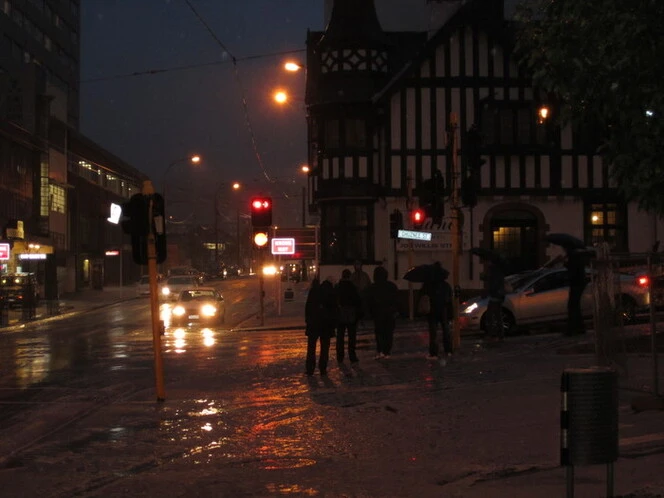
[80,1,324,225]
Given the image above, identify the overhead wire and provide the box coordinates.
[80,49,305,84]
[184,0,277,186]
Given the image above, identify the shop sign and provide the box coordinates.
[0,243,9,260]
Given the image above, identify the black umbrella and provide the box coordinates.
[470,247,504,265]
[403,263,449,283]
[545,233,586,252]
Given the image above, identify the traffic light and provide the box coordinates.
[253,230,269,250]
[461,124,485,208]
[417,169,446,225]
[250,196,273,227]
[389,209,403,238]
[411,208,425,228]
[120,193,168,265]
[151,193,167,264]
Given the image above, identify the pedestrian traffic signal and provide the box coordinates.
[151,193,167,264]
[120,194,149,237]
[250,196,272,227]
[411,208,426,228]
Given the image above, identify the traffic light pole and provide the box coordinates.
[143,180,166,402]
[449,113,462,350]
[407,168,414,321]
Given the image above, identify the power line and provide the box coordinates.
[184,0,277,186]
[80,49,305,84]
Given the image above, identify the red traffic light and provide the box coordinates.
[252,198,270,210]
[250,196,273,227]
[412,208,425,226]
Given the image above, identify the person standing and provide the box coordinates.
[304,277,337,376]
[485,259,506,341]
[419,262,453,361]
[335,269,362,363]
[566,249,590,335]
[366,265,399,358]
[350,259,371,321]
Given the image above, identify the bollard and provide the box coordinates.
[561,367,618,498]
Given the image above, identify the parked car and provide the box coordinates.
[0,273,40,309]
[161,275,200,301]
[136,275,151,297]
[169,287,225,326]
[459,267,651,335]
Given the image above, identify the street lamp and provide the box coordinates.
[162,154,201,198]
[214,182,241,270]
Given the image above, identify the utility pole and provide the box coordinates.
[214,190,219,269]
[449,113,462,350]
[236,208,241,270]
[407,168,414,320]
[143,180,166,402]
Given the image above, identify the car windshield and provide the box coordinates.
[169,276,195,285]
[180,290,216,301]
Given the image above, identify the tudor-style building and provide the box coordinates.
[306,0,663,296]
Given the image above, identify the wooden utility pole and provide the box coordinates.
[407,168,415,320]
[143,180,165,402]
[449,113,462,350]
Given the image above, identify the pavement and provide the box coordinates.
[2,280,664,496]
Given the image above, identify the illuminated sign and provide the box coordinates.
[397,229,432,241]
[19,253,47,260]
[271,238,295,255]
[105,250,120,256]
[108,203,122,224]
[0,243,9,261]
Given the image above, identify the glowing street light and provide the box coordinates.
[273,90,289,105]
[284,61,303,72]
[538,105,550,124]
[301,165,310,174]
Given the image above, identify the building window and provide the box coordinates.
[324,119,340,149]
[480,102,548,147]
[585,201,627,251]
[321,203,373,264]
[49,184,66,214]
[345,118,367,148]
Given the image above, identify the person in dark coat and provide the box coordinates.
[335,269,362,363]
[485,259,506,341]
[566,249,591,335]
[366,265,399,358]
[304,277,337,375]
[419,262,453,359]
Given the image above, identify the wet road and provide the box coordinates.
[0,286,662,497]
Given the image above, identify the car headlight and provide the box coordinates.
[172,305,185,316]
[462,302,479,314]
[162,287,170,296]
[201,304,217,317]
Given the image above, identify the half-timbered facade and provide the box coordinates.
[306,0,663,294]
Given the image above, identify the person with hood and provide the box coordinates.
[366,265,399,358]
[419,262,453,360]
[335,269,362,363]
[350,259,372,321]
[304,276,337,376]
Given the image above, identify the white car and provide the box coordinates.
[136,275,150,297]
[459,267,651,335]
[170,287,225,326]
[161,275,200,301]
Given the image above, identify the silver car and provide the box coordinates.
[459,268,651,335]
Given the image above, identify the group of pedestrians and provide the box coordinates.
[304,260,452,376]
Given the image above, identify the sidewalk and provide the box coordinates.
[0,285,138,330]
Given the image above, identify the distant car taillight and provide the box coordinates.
[637,276,650,287]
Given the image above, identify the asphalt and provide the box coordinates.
[2,280,664,497]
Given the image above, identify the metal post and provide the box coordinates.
[214,190,219,269]
[648,255,659,396]
[301,185,307,281]
[607,462,614,497]
[449,112,461,350]
[236,208,241,270]
[566,465,574,498]
[407,168,414,321]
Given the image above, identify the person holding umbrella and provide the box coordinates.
[417,262,453,361]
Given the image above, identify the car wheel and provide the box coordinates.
[620,295,637,323]
[480,308,515,336]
